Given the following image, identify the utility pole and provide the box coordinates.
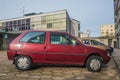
[23,7,25,16]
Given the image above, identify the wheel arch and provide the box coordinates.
[84,53,103,66]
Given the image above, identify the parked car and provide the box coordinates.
[7,30,111,72]
[81,39,113,54]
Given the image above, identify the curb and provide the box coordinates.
[112,55,120,77]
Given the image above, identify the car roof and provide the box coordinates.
[23,30,68,34]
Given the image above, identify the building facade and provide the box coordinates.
[0,10,80,37]
[0,10,80,49]
[100,24,115,37]
[100,24,116,47]
[114,0,120,48]
[80,33,89,38]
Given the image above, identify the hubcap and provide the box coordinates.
[17,57,29,69]
[90,59,101,70]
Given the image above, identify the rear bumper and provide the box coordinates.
[7,50,16,60]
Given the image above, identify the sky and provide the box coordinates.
[0,0,114,37]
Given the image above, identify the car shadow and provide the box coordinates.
[30,64,85,70]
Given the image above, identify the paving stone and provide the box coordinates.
[40,75,52,79]
[40,71,52,75]
[75,76,86,80]
[16,74,29,77]
[29,72,41,76]
[52,77,65,80]
[29,75,41,79]
[53,72,64,77]
[64,74,74,78]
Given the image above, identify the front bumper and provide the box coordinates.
[103,55,111,64]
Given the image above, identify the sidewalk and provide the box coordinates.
[112,48,120,76]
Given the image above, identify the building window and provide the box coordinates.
[53,14,60,20]
[47,15,53,20]
[41,16,46,25]
[106,29,108,32]
[26,18,30,23]
[111,33,113,36]
[111,29,113,31]
[106,32,108,35]
[26,25,30,30]
[102,32,104,34]
[17,20,21,25]
[10,21,12,26]
[22,19,26,24]
[26,18,30,25]
[47,23,52,28]
[13,21,16,26]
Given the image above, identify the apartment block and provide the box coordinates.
[100,24,115,37]
[80,33,89,38]
[114,0,120,48]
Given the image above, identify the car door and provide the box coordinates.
[17,31,47,62]
[45,32,86,64]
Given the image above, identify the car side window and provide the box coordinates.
[50,33,77,45]
[91,40,99,45]
[20,31,46,44]
[83,40,90,44]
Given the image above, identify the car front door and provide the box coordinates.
[45,32,85,64]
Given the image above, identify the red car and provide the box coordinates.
[7,30,111,72]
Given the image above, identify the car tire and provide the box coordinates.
[86,56,102,72]
[15,56,32,71]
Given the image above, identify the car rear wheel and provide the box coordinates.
[15,56,32,71]
[86,56,102,72]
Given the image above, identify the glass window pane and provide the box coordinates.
[20,32,46,44]
[47,23,52,28]
[47,15,53,20]
[53,14,59,20]
[41,16,46,21]
[50,33,76,45]
[60,13,66,19]
[60,19,66,22]
[41,16,46,25]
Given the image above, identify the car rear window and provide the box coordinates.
[20,31,46,44]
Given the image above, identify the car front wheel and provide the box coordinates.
[15,56,32,71]
[86,56,102,72]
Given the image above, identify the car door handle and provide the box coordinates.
[44,47,47,50]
